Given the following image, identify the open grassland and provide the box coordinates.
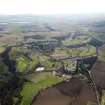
[17,57,30,72]
[0,47,5,54]
[101,90,105,105]
[99,45,105,62]
[52,46,96,59]
[20,72,64,105]
[62,35,91,46]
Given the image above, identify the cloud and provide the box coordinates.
[0,0,104,15]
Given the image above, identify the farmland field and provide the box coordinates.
[0,15,105,105]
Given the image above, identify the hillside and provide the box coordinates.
[0,15,105,105]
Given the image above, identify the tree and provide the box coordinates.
[89,38,103,56]
[0,47,24,105]
[0,63,24,105]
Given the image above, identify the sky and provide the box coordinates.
[0,0,105,15]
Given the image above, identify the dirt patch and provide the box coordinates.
[32,87,72,105]
[91,61,105,89]
[56,78,83,97]
[32,78,98,105]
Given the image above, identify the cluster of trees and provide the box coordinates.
[0,48,25,105]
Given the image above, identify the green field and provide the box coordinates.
[20,72,64,105]
[62,35,91,46]
[52,45,96,58]
[101,90,105,105]
[0,47,5,54]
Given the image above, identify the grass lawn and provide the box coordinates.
[16,54,39,73]
[0,47,5,54]
[17,57,29,72]
[52,46,96,59]
[62,36,91,46]
[20,72,64,105]
[79,46,96,57]
[101,90,105,105]
[38,55,62,70]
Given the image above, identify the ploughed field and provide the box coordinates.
[91,61,105,90]
[33,78,98,105]
[33,60,105,105]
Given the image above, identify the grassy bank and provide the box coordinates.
[20,72,64,105]
[101,90,105,105]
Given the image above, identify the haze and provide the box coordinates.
[0,0,105,15]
